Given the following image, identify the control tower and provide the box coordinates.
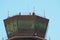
[4,12,49,40]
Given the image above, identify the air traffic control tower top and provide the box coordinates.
[4,12,49,40]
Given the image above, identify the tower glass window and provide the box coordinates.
[18,20,35,32]
[6,21,17,35]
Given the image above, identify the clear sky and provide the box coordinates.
[0,0,60,40]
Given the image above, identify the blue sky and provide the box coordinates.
[0,0,60,40]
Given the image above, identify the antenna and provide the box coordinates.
[8,11,9,18]
[19,12,21,15]
[33,6,35,13]
[32,6,36,15]
[29,12,31,15]
[44,10,45,18]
